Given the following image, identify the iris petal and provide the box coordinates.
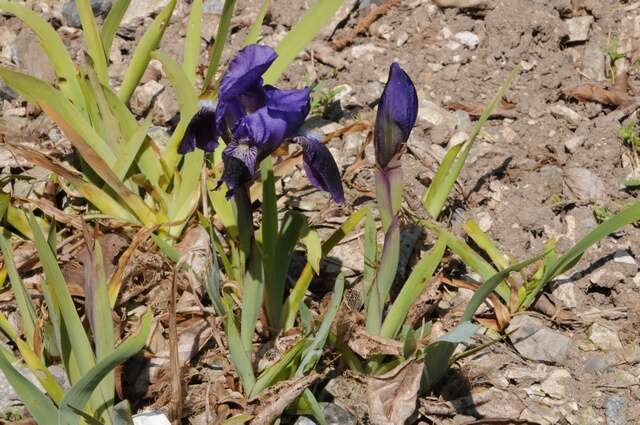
[233,106,289,154]
[265,86,311,137]
[374,63,418,169]
[179,100,218,154]
[220,143,257,198]
[295,135,345,204]
[218,44,277,101]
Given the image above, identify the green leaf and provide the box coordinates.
[183,0,202,85]
[202,0,236,92]
[464,220,510,270]
[29,213,96,377]
[362,210,377,310]
[283,206,369,330]
[422,321,479,391]
[118,0,177,103]
[301,389,327,425]
[240,243,264,352]
[250,337,308,398]
[381,238,445,339]
[76,0,109,85]
[0,68,115,166]
[422,66,520,219]
[113,113,153,181]
[260,158,279,326]
[101,0,131,57]
[297,273,344,376]
[58,311,152,425]
[521,201,640,309]
[0,349,58,423]
[366,218,400,334]
[90,243,116,414]
[301,228,322,274]
[262,0,344,85]
[0,1,85,111]
[223,307,256,395]
[0,233,37,347]
[242,0,269,46]
[151,51,199,117]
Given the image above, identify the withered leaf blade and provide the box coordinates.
[250,372,321,425]
[347,326,403,358]
[367,359,424,425]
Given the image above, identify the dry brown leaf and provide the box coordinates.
[404,277,441,329]
[250,372,321,425]
[562,72,636,108]
[445,100,518,119]
[347,326,403,358]
[367,359,424,425]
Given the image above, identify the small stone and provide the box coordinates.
[540,368,572,399]
[563,167,607,201]
[445,40,461,50]
[613,249,636,266]
[604,396,626,425]
[582,355,609,375]
[350,43,384,60]
[202,0,224,13]
[582,41,606,81]
[130,80,164,116]
[122,0,171,31]
[454,31,480,49]
[552,282,578,308]
[564,135,584,153]
[15,29,56,83]
[62,0,112,28]
[418,99,454,127]
[549,104,584,128]
[447,131,468,148]
[396,31,409,47]
[132,412,172,425]
[587,323,622,350]
[321,402,356,425]
[565,16,593,43]
[152,88,179,124]
[507,315,571,364]
[477,211,493,232]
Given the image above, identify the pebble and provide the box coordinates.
[563,167,607,201]
[507,315,571,364]
[587,323,622,350]
[454,31,480,49]
[613,249,636,266]
[130,80,164,115]
[604,396,626,425]
[15,29,56,83]
[121,0,171,31]
[396,31,409,47]
[152,88,178,124]
[552,282,578,308]
[349,43,384,60]
[0,78,16,101]
[62,0,112,28]
[445,40,462,50]
[540,368,572,399]
[565,16,594,43]
[564,135,584,153]
[447,131,468,148]
[549,104,584,128]
[133,412,172,425]
[582,41,606,82]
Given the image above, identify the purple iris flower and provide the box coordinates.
[179,44,344,203]
[374,62,418,170]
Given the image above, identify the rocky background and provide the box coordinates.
[1,0,640,424]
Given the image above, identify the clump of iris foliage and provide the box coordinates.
[0,0,640,424]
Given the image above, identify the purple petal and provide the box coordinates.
[374,63,418,169]
[233,106,289,155]
[179,100,218,154]
[215,98,245,142]
[220,143,257,198]
[218,45,277,101]
[295,135,345,204]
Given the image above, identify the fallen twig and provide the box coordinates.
[332,0,401,51]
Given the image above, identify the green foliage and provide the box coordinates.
[0,215,152,424]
